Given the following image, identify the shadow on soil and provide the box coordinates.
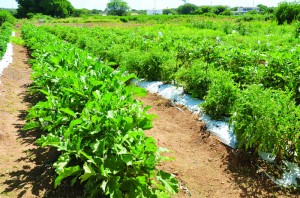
[1,87,85,198]
[221,144,300,198]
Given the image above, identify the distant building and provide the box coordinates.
[146,9,163,15]
[236,7,259,13]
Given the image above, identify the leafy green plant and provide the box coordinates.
[22,24,178,197]
[276,1,300,25]
[294,21,300,38]
[201,70,239,119]
[39,21,300,167]
[0,10,15,25]
[231,85,300,163]
[0,22,13,59]
[122,47,170,81]
[175,61,212,99]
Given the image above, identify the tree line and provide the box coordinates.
[8,0,300,25]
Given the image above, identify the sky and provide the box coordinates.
[0,0,295,10]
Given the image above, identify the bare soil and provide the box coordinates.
[0,30,298,198]
[138,94,294,198]
[0,32,83,198]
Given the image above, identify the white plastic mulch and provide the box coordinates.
[0,32,14,76]
[0,43,13,76]
[133,79,300,187]
[134,80,237,148]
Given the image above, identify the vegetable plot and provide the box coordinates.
[42,21,300,176]
[0,22,13,60]
[22,24,178,197]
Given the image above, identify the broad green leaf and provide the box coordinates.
[80,163,96,183]
[156,171,178,194]
[60,108,75,117]
[23,121,40,131]
[54,165,81,188]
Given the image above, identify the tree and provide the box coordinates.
[106,0,130,16]
[91,9,101,14]
[163,8,177,15]
[0,10,16,25]
[230,7,238,11]
[213,6,229,15]
[73,8,91,17]
[194,6,214,15]
[257,4,268,14]
[177,3,198,15]
[275,1,300,25]
[16,0,74,18]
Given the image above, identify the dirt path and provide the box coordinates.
[139,94,288,198]
[0,31,294,198]
[0,36,36,197]
[0,32,83,198]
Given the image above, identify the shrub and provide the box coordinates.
[276,1,300,25]
[0,10,15,25]
[201,70,239,119]
[121,48,169,81]
[175,61,212,99]
[231,85,300,163]
[177,3,198,15]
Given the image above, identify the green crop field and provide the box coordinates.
[1,1,300,196]
[23,13,300,196]
[41,16,300,164]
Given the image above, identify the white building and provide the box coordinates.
[146,9,163,15]
[237,7,259,13]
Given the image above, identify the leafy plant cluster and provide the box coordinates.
[16,0,74,18]
[0,22,13,60]
[43,21,299,116]
[0,10,16,25]
[22,24,178,197]
[276,1,300,25]
[231,85,300,163]
[41,21,300,167]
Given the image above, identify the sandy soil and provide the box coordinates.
[0,32,82,198]
[0,29,297,198]
[138,93,292,198]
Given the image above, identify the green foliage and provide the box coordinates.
[106,0,130,16]
[22,25,178,197]
[40,17,300,168]
[163,9,177,15]
[195,6,214,15]
[294,21,300,38]
[275,1,300,25]
[177,3,198,15]
[259,48,300,102]
[257,4,268,14]
[213,6,229,15]
[122,47,171,81]
[16,0,74,18]
[175,61,212,99]
[0,10,16,25]
[220,9,232,16]
[72,9,92,17]
[201,70,239,120]
[0,22,13,59]
[10,36,25,46]
[44,19,300,162]
[231,85,300,163]
[193,6,231,16]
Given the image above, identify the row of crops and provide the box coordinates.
[0,22,13,60]
[41,21,300,168]
[22,24,178,197]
